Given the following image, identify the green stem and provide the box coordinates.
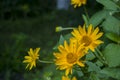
[38,60,53,64]
[62,27,75,31]
[83,5,90,21]
[96,48,103,57]
[96,48,106,61]
[92,52,104,64]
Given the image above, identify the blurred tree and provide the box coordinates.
[0,0,56,20]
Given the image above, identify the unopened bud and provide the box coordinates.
[55,26,63,32]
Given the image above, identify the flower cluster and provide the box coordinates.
[22,0,106,80]
[54,24,103,78]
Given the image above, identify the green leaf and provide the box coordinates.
[74,69,84,77]
[53,34,72,50]
[102,15,120,35]
[106,32,120,43]
[85,51,95,60]
[82,14,89,27]
[100,68,120,79]
[90,72,100,80]
[86,61,101,73]
[63,33,72,41]
[53,35,65,50]
[95,60,103,67]
[103,43,120,67]
[89,10,107,27]
[97,0,120,10]
[58,35,65,45]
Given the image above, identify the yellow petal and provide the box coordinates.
[94,40,104,44]
[94,32,103,40]
[64,41,69,52]
[24,56,32,59]
[91,27,99,36]
[53,52,62,58]
[65,68,71,76]
[34,48,40,55]
[78,25,84,35]
[83,25,87,35]
[58,45,67,53]
[87,24,93,36]
[72,77,77,80]
[77,61,85,67]
[26,64,29,69]
[23,59,31,63]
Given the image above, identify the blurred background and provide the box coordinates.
[0,0,102,80]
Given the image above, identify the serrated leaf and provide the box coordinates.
[106,32,120,43]
[100,68,120,79]
[97,0,120,10]
[103,43,120,67]
[102,15,120,35]
[89,10,107,27]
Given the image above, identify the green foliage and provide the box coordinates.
[53,34,72,50]
[85,51,95,60]
[103,43,120,67]
[0,33,27,71]
[100,68,120,79]
[86,61,101,73]
[89,72,100,80]
[106,32,120,43]
[97,0,120,10]
[102,15,120,35]
[0,0,56,19]
[89,10,107,27]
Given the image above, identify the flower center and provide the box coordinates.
[66,53,77,64]
[81,36,92,46]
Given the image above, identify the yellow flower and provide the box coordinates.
[54,39,85,76]
[71,0,87,8]
[62,76,77,80]
[71,24,103,52]
[23,48,40,70]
